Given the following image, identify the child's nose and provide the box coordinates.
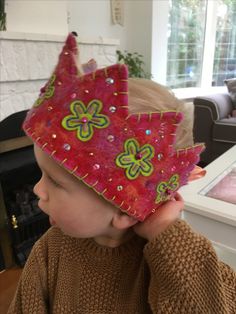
[33,178,49,201]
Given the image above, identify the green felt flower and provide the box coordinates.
[34,74,56,107]
[155,174,179,204]
[116,138,154,180]
[61,99,110,142]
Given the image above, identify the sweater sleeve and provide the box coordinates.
[7,228,59,314]
[144,219,236,314]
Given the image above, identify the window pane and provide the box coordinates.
[212,0,236,86]
[166,0,207,88]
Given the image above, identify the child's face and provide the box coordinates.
[33,145,117,239]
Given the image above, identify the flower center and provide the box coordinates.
[135,153,142,160]
[81,116,89,123]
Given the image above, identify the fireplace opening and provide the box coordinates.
[0,110,50,268]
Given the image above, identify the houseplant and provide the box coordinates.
[116,50,151,79]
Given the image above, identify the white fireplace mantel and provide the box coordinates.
[0,32,120,121]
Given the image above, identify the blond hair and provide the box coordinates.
[128,78,194,149]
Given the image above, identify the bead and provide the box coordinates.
[84,89,89,94]
[124,127,128,133]
[107,135,115,142]
[160,134,165,139]
[136,153,142,160]
[109,106,117,113]
[157,153,163,161]
[57,81,62,86]
[108,178,113,182]
[117,185,123,191]
[71,93,77,99]
[64,51,69,55]
[81,117,88,123]
[48,106,53,111]
[63,143,71,151]
[160,169,165,174]
[145,129,151,135]
[52,134,57,139]
[171,165,176,172]
[106,77,114,85]
[113,92,118,96]
[89,152,94,156]
[93,164,100,170]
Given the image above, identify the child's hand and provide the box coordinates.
[133,193,184,241]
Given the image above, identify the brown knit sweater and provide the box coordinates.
[8,220,236,313]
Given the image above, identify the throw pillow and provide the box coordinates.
[224,78,236,109]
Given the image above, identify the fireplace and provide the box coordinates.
[0,110,50,268]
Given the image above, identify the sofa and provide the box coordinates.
[193,93,236,165]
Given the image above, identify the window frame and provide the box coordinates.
[151,0,228,93]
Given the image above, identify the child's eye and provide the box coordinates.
[48,175,61,188]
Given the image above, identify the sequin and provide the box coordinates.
[117,185,123,191]
[109,106,117,113]
[63,143,71,151]
[71,93,77,99]
[145,129,151,135]
[93,164,100,170]
[171,165,176,172]
[81,117,88,123]
[106,77,114,85]
[107,135,115,142]
[136,153,142,160]
[157,153,163,161]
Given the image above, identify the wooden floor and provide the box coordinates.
[0,267,23,314]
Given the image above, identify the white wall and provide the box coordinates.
[5,0,68,35]
[68,0,152,73]
[4,0,152,73]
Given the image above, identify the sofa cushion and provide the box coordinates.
[213,118,236,143]
[224,78,236,108]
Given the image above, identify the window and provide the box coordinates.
[152,0,236,89]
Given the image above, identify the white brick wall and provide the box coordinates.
[0,32,119,121]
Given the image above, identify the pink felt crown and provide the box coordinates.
[23,33,204,221]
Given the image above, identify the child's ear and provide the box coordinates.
[112,211,138,230]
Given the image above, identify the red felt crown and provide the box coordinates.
[23,33,204,221]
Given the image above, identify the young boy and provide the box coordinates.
[8,34,236,314]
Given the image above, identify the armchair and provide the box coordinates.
[193,93,236,165]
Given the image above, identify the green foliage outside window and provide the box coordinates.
[0,0,6,31]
